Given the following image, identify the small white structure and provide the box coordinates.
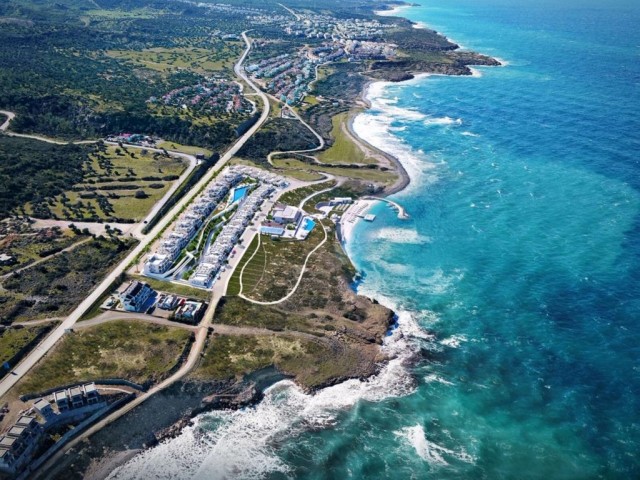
[272,205,301,224]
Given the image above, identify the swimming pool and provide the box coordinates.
[302,217,315,233]
[232,185,249,203]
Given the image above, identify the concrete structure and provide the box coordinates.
[54,390,69,412]
[33,399,54,421]
[0,415,41,475]
[260,222,285,236]
[174,301,206,324]
[119,281,154,312]
[329,197,353,206]
[272,204,301,224]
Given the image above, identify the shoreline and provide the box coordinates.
[49,4,502,476]
[340,2,504,246]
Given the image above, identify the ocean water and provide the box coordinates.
[109,1,640,478]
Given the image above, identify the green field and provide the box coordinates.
[16,321,192,394]
[317,112,377,165]
[106,45,242,75]
[157,141,213,158]
[278,179,337,208]
[129,275,211,302]
[273,157,397,185]
[29,145,188,222]
[0,326,48,365]
[237,225,324,303]
[226,235,259,296]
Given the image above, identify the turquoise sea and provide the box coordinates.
[109,1,640,478]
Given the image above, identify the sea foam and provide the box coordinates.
[395,425,475,467]
[109,301,432,480]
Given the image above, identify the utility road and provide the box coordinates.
[0,31,269,399]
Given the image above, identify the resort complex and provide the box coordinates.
[143,166,291,289]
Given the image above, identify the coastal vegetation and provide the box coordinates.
[15,321,192,394]
[236,225,325,302]
[0,236,136,324]
[0,325,49,366]
[0,223,90,276]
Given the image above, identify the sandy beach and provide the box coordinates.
[339,198,376,244]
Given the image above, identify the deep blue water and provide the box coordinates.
[109,1,640,478]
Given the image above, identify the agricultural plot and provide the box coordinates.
[28,145,187,222]
[106,44,243,75]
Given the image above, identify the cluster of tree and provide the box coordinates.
[236,119,320,164]
[0,137,90,219]
[0,0,250,145]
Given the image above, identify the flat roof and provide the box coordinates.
[84,383,98,393]
[33,398,49,409]
[0,436,17,447]
[69,386,83,397]
[8,426,26,437]
[53,391,67,401]
[16,416,35,427]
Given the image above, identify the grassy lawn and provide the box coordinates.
[16,321,192,394]
[317,112,376,165]
[0,326,48,365]
[226,235,259,296]
[238,225,324,303]
[129,274,211,302]
[274,157,397,185]
[30,145,187,222]
[0,237,136,324]
[106,45,242,75]
[157,141,212,158]
[268,159,325,181]
[278,179,336,207]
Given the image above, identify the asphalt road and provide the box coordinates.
[0,30,270,399]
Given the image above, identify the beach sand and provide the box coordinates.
[340,199,376,244]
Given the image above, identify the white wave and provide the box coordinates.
[469,67,483,78]
[373,227,432,245]
[352,112,435,192]
[440,334,468,349]
[375,5,411,17]
[424,116,463,127]
[424,374,454,386]
[109,301,432,480]
[417,268,464,295]
[461,131,480,137]
[377,259,411,275]
[396,425,475,466]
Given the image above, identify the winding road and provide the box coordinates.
[0,30,269,401]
